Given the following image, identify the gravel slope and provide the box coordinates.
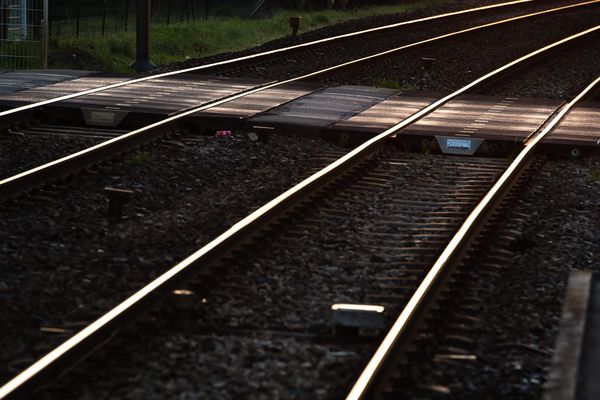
[401,153,600,399]
[0,133,345,385]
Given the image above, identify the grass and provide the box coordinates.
[48,1,443,73]
[125,151,155,165]
[0,40,45,70]
[588,167,600,182]
[374,78,407,90]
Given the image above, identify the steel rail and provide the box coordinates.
[2,22,599,400]
[0,0,556,120]
[1,2,597,201]
[344,79,600,400]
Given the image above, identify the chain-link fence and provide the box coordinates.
[0,0,48,69]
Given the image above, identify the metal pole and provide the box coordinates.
[1,4,6,40]
[42,0,48,68]
[166,0,171,25]
[75,0,80,38]
[124,0,130,31]
[101,0,108,37]
[20,0,27,40]
[130,0,154,72]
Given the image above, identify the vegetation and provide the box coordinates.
[125,151,155,165]
[374,78,406,90]
[48,2,441,72]
[588,167,600,182]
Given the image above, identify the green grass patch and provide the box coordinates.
[49,1,444,72]
[125,151,155,165]
[0,40,44,69]
[588,167,600,182]
[374,78,406,90]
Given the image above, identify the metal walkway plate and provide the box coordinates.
[0,75,129,104]
[401,95,563,142]
[0,69,598,149]
[0,75,269,115]
[248,85,399,133]
[68,76,267,114]
[544,102,600,147]
[329,91,438,134]
[0,70,96,95]
[196,82,322,120]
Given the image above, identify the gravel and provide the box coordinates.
[0,133,102,179]
[483,35,600,99]
[392,153,600,399]
[324,6,600,95]
[30,152,508,399]
[0,132,345,385]
[157,0,582,78]
[472,154,600,397]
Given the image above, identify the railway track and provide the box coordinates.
[4,124,126,140]
[1,0,599,202]
[38,152,511,399]
[2,10,600,397]
[0,0,568,121]
[345,77,600,400]
[204,0,592,80]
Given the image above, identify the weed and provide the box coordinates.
[213,5,237,17]
[374,78,405,90]
[589,167,600,182]
[126,151,155,165]
[313,14,330,24]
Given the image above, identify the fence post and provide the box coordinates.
[42,0,48,68]
[20,0,27,40]
[124,0,130,31]
[1,4,7,40]
[166,0,171,25]
[75,0,80,38]
[130,0,155,72]
[101,0,108,37]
